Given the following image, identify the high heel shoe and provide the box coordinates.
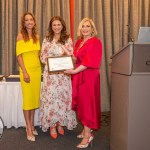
[77,130,93,139]
[26,129,35,142]
[57,123,64,135]
[50,125,57,139]
[27,135,35,142]
[32,126,38,136]
[32,129,38,136]
[76,134,94,148]
[77,134,84,139]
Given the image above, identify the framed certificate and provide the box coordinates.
[47,56,74,72]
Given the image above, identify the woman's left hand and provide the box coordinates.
[64,69,76,74]
[65,65,86,74]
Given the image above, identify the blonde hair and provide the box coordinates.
[77,18,97,38]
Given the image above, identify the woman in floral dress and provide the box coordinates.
[39,16,77,139]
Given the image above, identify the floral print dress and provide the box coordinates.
[39,38,77,132]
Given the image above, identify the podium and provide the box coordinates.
[110,42,150,150]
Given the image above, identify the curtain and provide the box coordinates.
[0,0,70,75]
[74,0,150,111]
[1,0,150,111]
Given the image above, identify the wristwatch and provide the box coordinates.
[0,116,4,138]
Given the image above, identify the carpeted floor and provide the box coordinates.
[0,112,110,150]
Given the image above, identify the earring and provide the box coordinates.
[92,30,94,33]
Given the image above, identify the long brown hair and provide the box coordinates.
[20,12,38,43]
[46,16,69,44]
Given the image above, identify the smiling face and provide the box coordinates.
[81,21,93,38]
[52,20,63,35]
[24,14,35,30]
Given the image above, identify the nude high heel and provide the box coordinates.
[27,135,35,142]
[77,134,84,138]
[26,129,35,142]
[77,130,93,139]
[32,126,38,135]
[32,129,38,136]
[76,134,94,148]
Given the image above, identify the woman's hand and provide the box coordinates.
[23,72,30,83]
[72,55,76,63]
[65,65,87,75]
[64,69,76,74]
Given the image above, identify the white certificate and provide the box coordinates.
[47,56,74,72]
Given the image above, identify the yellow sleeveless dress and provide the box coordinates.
[16,39,41,110]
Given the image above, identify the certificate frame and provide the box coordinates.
[47,56,74,72]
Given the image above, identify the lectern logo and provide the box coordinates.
[0,117,4,138]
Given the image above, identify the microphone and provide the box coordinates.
[126,24,134,42]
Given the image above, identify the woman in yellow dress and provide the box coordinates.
[16,12,41,142]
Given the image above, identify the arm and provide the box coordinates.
[17,55,30,83]
[82,38,102,68]
[37,35,41,58]
[62,38,73,56]
[16,33,30,83]
[40,38,48,64]
[64,65,87,74]
[64,39,86,74]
